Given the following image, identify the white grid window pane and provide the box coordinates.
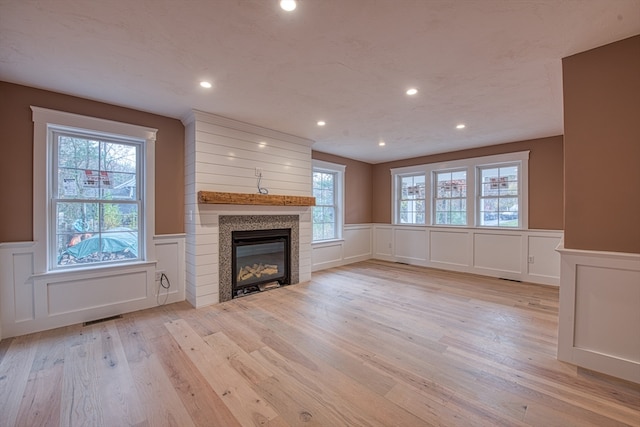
[434,170,467,225]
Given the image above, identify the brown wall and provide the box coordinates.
[312,151,373,224]
[0,82,185,242]
[563,35,640,254]
[371,136,564,229]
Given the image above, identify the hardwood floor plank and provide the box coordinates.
[251,344,429,426]
[116,317,196,427]
[202,331,273,385]
[60,327,104,426]
[150,333,243,427]
[0,333,41,427]
[94,322,146,425]
[164,318,279,426]
[14,325,73,426]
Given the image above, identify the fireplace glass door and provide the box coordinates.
[232,228,290,296]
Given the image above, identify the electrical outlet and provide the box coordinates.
[255,167,263,177]
[155,270,165,281]
[528,256,535,263]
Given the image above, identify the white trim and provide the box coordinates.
[312,159,346,242]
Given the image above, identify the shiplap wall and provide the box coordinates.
[183,110,314,307]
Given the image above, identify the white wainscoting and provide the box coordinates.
[311,224,373,271]
[372,225,563,286]
[0,234,185,339]
[556,244,640,383]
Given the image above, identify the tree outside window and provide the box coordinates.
[399,174,426,224]
[312,171,337,241]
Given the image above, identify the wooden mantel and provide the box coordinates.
[198,191,316,206]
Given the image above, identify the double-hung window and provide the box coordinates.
[434,170,467,225]
[478,164,521,227]
[312,160,345,242]
[52,131,142,267]
[398,174,426,224]
[31,107,156,272]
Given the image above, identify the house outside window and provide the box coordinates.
[434,170,467,225]
[312,160,345,242]
[398,174,426,224]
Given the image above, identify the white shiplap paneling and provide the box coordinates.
[183,110,314,307]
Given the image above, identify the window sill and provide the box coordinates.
[33,260,157,280]
[312,238,345,247]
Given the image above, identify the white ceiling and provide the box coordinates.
[1,1,639,163]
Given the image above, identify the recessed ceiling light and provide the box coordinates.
[280,0,296,11]
[378,141,386,147]
[317,121,326,126]
[406,88,418,96]
[199,81,212,89]
[456,124,466,129]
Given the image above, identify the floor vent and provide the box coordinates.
[83,314,123,326]
[500,277,522,283]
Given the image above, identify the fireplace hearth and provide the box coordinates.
[232,228,290,297]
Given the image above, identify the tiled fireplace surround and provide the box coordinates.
[218,214,300,302]
[184,110,314,308]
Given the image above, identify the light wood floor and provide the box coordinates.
[1,260,638,426]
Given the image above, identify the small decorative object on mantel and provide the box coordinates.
[198,191,315,206]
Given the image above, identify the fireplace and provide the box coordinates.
[218,215,300,302]
[232,228,291,297]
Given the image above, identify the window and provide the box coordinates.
[434,170,467,225]
[391,151,528,228]
[398,174,426,224]
[312,160,345,242]
[31,107,157,272]
[478,164,520,228]
[53,131,142,267]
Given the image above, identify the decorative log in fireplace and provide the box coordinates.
[232,228,291,297]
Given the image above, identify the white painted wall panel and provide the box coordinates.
[394,228,428,263]
[429,230,469,266]
[527,235,561,278]
[13,253,35,322]
[557,246,640,383]
[474,233,522,274]
[312,243,343,267]
[344,226,372,261]
[374,227,393,258]
[47,271,148,315]
[574,265,640,361]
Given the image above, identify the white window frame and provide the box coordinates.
[394,171,427,225]
[31,107,157,273]
[432,168,468,226]
[312,159,345,242]
[391,151,529,229]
